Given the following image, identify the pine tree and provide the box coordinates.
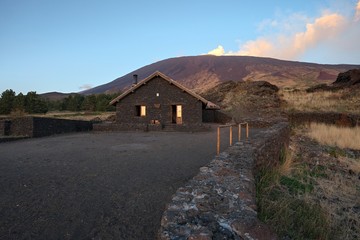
[0,89,16,114]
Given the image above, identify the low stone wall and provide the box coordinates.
[93,122,212,132]
[9,117,34,136]
[158,122,289,240]
[5,117,92,137]
[0,120,9,136]
[93,122,148,132]
[0,120,4,136]
[288,112,360,127]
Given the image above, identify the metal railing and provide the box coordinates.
[217,122,249,155]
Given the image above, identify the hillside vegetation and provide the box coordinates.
[281,88,360,115]
[281,69,360,115]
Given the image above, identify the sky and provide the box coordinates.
[1,0,360,94]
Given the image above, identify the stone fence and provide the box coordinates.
[0,117,92,138]
[158,122,290,240]
[93,122,212,132]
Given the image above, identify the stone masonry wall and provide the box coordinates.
[9,117,34,137]
[93,122,212,132]
[0,120,7,136]
[6,117,92,137]
[0,120,4,135]
[158,122,290,240]
[32,117,92,137]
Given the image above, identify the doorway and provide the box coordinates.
[171,105,182,124]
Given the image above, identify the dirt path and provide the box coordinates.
[0,129,258,240]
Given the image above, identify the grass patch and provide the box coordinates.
[281,89,360,115]
[279,176,314,195]
[307,123,360,150]
[256,147,332,240]
[258,194,330,240]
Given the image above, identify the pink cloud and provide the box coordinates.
[207,1,359,63]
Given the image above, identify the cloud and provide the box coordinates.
[79,84,93,90]
[207,45,225,56]
[355,0,360,21]
[207,1,360,63]
[237,38,275,57]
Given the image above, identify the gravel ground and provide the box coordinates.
[0,128,256,240]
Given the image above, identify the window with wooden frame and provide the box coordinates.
[135,105,146,117]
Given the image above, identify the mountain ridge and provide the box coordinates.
[80,55,360,95]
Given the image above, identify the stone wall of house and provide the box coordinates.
[5,117,92,137]
[115,77,203,125]
[158,122,290,240]
[288,111,360,127]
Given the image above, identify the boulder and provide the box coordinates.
[333,69,360,87]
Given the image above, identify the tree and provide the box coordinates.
[24,91,48,114]
[61,94,84,111]
[0,89,16,114]
[13,92,25,112]
[82,95,97,111]
[95,94,116,111]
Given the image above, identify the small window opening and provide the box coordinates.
[136,105,146,117]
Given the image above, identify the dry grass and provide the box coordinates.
[278,147,296,176]
[43,111,115,121]
[307,122,360,150]
[281,89,360,114]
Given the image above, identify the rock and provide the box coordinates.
[333,69,360,87]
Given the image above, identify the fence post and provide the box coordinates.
[246,123,249,139]
[217,127,220,155]
[238,124,241,142]
[230,126,233,146]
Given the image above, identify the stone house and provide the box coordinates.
[109,71,220,131]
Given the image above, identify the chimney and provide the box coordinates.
[133,74,138,85]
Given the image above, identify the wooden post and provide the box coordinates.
[217,127,220,155]
[229,126,232,146]
[246,123,249,139]
[238,124,241,142]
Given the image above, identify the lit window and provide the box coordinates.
[136,105,146,117]
[176,105,182,118]
[141,106,146,116]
